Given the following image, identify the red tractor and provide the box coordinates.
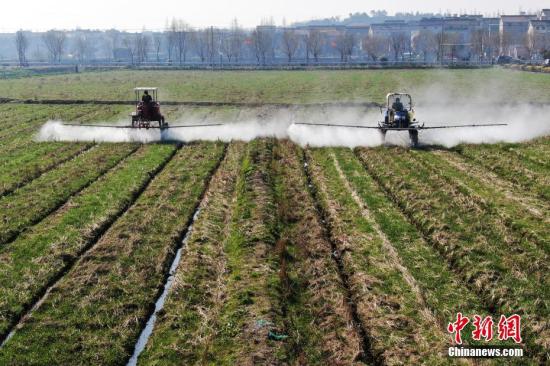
[131,87,167,129]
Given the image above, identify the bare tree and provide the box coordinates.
[412,30,438,62]
[485,31,500,62]
[165,20,177,62]
[471,29,485,61]
[526,30,550,59]
[363,34,387,61]
[249,29,262,64]
[73,33,93,64]
[122,35,135,65]
[153,33,162,62]
[205,27,218,65]
[191,30,208,63]
[250,27,273,65]
[390,32,408,61]
[42,30,66,63]
[103,29,120,61]
[221,19,244,62]
[170,19,190,64]
[306,29,323,62]
[281,29,299,63]
[15,30,29,66]
[335,31,355,62]
[500,31,512,56]
[134,32,150,64]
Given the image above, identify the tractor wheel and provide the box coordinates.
[409,130,419,148]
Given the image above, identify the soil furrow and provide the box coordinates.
[0,144,179,342]
[302,148,382,365]
[0,142,226,365]
[272,141,366,365]
[137,142,244,365]
[0,143,139,246]
[355,148,547,361]
[0,143,95,198]
[329,151,440,331]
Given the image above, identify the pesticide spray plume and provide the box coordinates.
[37,96,550,148]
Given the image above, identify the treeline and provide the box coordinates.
[9,17,547,67]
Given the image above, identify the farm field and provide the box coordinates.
[0,69,548,365]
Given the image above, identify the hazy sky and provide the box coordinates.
[2,0,547,31]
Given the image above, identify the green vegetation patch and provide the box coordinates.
[0,142,225,365]
[0,143,138,245]
[357,148,548,360]
[307,147,448,364]
[0,69,549,104]
[138,142,245,365]
[0,143,177,337]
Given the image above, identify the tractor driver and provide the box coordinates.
[392,97,404,112]
[142,90,153,104]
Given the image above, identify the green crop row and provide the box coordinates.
[0,142,93,197]
[0,142,225,365]
[410,150,549,254]
[356,148,548,361]
[1,69,549,104]
[138,142,246,364]
[455,145,550,201]
[306,147,451,364]
[0,143,177,338]
[0,104,127,155]
[270,141,365,364]
[0,143,138,245]
[200,139,283,365]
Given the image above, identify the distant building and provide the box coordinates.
[528,19,550,58]
[369,20,412,39]
[500,15,537,58]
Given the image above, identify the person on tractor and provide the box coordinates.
[392,97,404,112]
[142,90,153,104]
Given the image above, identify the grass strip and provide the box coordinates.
[0,142,93,197]
[455,145,550,201]
[200,139,283,365]
[0,104,127,155]
[0,143,177,338]
[0,143,138,245]
[271,141,366,364]
[138,142,245,364]
[306,147,449,364]
[0,142,225,365]
[410,149,549,254]
[356,148,548,360]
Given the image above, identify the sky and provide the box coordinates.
[2,0,547,31]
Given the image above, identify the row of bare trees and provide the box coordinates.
[13,23,546,66]
[362,28,502,62]
[16,30,67,65]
